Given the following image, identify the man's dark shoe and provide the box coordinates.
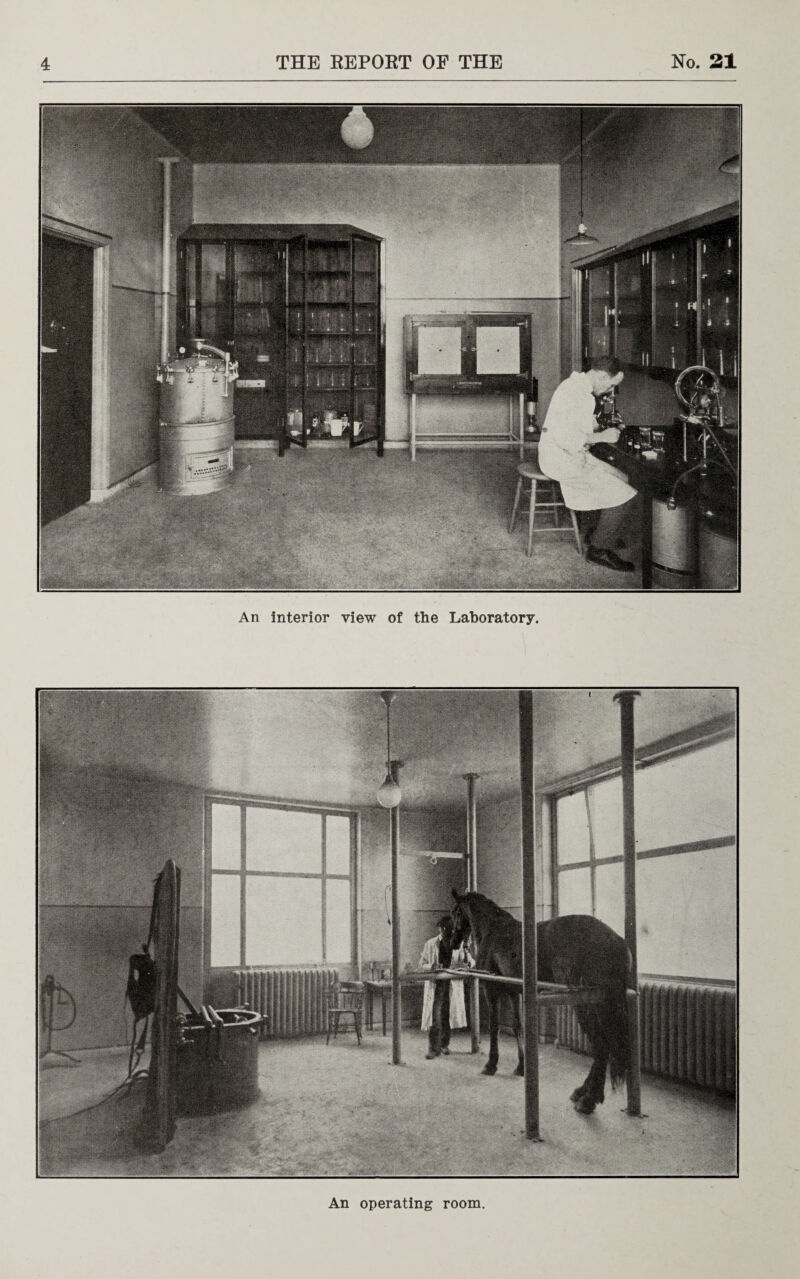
[586,546,635,572]
[425,1050,440,1059]
[441,1047,450,1055]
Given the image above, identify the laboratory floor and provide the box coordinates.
[39,1031,735,1178]
[39,449,641,592]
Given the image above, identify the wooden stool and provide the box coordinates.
[508,460,582,558]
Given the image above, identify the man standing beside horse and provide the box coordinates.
[419,914,474,1059]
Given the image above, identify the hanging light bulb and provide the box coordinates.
[565,109,598,246]
[376,691,402,809]
[341,106,374,150]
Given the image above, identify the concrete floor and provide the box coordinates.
[40,449,641,591]
[39,1031,735,1177]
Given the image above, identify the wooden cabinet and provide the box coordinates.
[580,212,739,385]
[177,224,385,455]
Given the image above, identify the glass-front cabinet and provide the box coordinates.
[285,232,382,453]
[651,239,691,374]
[696,223,738,380]
[178,225,385,455]
[579,212,739,386]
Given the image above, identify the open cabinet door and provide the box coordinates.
[350,235,383,451]
[283,234,308,453]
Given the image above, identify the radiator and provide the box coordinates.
[236,968,337,1039]
[554,979,736,1094]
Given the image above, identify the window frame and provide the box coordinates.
[203,794,359,973]
[544,716,737,985]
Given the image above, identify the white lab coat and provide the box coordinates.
[419,936,474,1031]
[538,371,636,511]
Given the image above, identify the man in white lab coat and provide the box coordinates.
[420,915,474,1059]
[538,355,639,572]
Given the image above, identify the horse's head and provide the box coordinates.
[450,889,472,948]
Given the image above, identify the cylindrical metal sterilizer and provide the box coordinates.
[157,340,238,495]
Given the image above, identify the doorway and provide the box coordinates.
[40,233,94,524]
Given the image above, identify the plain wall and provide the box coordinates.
[193,163,562,440]
[559,107,740,423]
[39,751,464,1047]
[473,792,551,924]
[39,762,204,1051]
[41,107,193,485]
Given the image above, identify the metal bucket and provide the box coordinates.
[651,497,698,589]
[699,521,738,589]
[176,1008,263,1115]
[159,418,234,496]
[158,350,237,424]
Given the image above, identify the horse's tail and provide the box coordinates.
[606,981,631,1090]
[606,942,633,1089]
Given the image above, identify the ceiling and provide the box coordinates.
[39,688,735,812]
[133,106,615,165]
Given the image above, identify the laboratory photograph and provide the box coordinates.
[39,105,740,591]
[38,686,737,1177]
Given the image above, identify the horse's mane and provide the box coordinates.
[462,892,520,928]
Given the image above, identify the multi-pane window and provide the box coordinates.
[552,734,736,981]
[206,798,355,968]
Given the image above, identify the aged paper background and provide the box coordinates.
[3,0,799,1274]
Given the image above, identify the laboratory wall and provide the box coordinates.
[192,162,562,440]
[41,107,193,487]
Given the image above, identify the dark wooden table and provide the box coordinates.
[362,979,392,1035]
[588,441,736,590]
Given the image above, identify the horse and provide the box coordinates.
[451,889,631,1115]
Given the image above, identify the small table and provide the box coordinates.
[363,980,392,1035]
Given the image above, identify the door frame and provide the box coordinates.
[41,216,111,499]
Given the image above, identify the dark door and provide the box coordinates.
[40,234,93,524]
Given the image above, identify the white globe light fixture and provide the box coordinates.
[376,691,402,809]
[341,106,374,151]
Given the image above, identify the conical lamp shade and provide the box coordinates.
[565,222,598,246]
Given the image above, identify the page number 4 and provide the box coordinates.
[41,57,50,71]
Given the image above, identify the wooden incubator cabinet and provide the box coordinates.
[177,224,385,456]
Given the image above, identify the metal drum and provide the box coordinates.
[699,521,738,589]
[158,418,235,496]
[157,340,238,495]
[176,1008,263,1116]
[651,497,698,589]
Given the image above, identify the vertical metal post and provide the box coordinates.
[390,759,403,1065]
[158,158,179,365]
[519,691,542,1141]
[614,690,642,1117]
[463,772,481,1053]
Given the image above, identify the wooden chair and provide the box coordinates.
[326,979,364,1045]
[508,457,582,558]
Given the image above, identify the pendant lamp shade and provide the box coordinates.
[719,154,740,174]
[565,109,598,246]
[341,106,374,150]
[377,691,401,809]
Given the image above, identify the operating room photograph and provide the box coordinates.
[39,104,740,591]
[38,686,737,1177]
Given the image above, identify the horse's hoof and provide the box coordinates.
[574,1095,596,1115]
[482,1064,497,1076]
[570,1085,587,1102]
